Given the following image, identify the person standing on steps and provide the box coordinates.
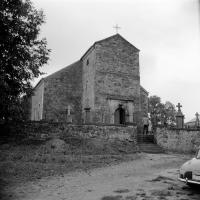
[142,115,149,135]
[148,118,152,135]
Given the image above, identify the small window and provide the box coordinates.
[86,59,89,65]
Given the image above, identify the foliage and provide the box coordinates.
[0,0,50,121]
[149,95,162,126]
[149,96,176,127]
[163,101,176,125]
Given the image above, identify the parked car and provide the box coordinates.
[179,148,200,185]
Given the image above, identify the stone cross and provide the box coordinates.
[176,102,184,128]
[86,80,88,91]
[113,24,121,33]
[176,103,182,111]
[67,105,71,115]
[195,112,200,127]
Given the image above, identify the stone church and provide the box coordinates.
[30,34,149,125]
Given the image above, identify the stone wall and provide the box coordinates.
[140,86,149,117]
[30,34,148,126]
[93,34,141,124]
[155,127,200,153]
[1,122,138,154]
[6,122,137,145]
[31,80,44,121]
[43,61,83,124]
[61,124,137,142]
[82,46,96,122]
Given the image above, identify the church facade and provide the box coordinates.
[30,34,149,125]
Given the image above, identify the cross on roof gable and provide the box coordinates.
[95,34,139,51]
[81,34,139,61]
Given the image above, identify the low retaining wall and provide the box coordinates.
[1,121,137,144]
[61,124,137,141]
[155,127,200,153]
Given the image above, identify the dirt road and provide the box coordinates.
[5,153,200,200]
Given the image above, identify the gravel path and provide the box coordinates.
[5,153,200,200]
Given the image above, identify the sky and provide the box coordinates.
[32,0,200,122]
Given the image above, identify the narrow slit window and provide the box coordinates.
[86,59,89,65]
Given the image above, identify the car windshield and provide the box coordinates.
[196,149,200,159]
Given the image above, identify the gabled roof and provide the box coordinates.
[140,86,149,95]
[81,34,140,60]
[45,60,81,80]
[185,118,196,124]
[34,34,140,90]
[33,78,44,90]
[33,61,81,90]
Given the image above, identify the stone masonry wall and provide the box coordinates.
[140,87,148,117]
[31,34,148,126]
[93,34,141,123]
[31,80,44,121]
[43,61,83,124]
[8,122,137,148]
[82,47,96,121]
[155,127,200,153]
[61,124,137,142]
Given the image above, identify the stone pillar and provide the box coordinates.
[66,105,73,123]
[176,114,184,129]
[109,101,118,124]
[176,103,184,129]
[111,113,115,124]
[84,107,91,124]
[127,102,134,124]
[195,112,200,128]
[66,115,72,123]
[129,113,133,123]
[125,113,129,124]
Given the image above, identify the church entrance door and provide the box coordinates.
[114,105,125,125]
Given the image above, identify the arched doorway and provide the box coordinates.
[114,105,125,124]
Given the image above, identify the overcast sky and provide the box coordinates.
[32,0,200,121]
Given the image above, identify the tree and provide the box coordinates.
[163,101,176,125]
[149,95,163,126]
[0,0,50,121]
[149,96,176,127]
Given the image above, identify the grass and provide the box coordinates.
[0,138,140,186]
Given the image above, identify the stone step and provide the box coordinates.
[138,143,165,154]
[137,139,155,143]
[137,135,155,143]
[137,135,154,139]
[138,143,161,147]
[137,139,154,143]
[137,135,154,138]
[139,144,161,148]
[137,136,154,139]
[139,149,165,154]
[139,147,163,151]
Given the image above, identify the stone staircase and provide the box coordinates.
[137,135,165,154]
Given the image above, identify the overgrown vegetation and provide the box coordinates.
[149,95,177,127]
